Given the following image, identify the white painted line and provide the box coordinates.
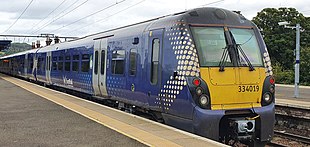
[276,84,310,89]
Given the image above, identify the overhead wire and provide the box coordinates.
[50,0,127,33]
[68,0,221,36]
[27,0,67,34]
[66,0,146,35]
[200,0,225,7]
[2,0,35,34]
[23,0,67,42]
[31,0,89,35]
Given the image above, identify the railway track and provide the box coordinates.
[275,104,310,119]
[275,105,310,137]
[270,105,310,146]
[274,130,310,144]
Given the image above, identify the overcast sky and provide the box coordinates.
[0,0,309,45]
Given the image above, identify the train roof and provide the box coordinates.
[0,48,38,59]
[0,7,254,59]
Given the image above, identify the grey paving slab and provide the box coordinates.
[0,76,146,147]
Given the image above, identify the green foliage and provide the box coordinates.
[273,63,294,84]
[300,47,310,85]
[252,8,310,85]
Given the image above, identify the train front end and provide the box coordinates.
[183,8,275,145]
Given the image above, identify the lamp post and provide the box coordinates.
[278,22,301,98]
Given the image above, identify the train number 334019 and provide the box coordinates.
[238,85,259,92]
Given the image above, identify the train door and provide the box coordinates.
[32,53,38,81]
[45,52,52,84]
[24,53,28,77]
[148,29,164,110]
[92,38,108,96]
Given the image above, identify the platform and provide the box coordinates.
[276,84,310,109]
[0,74,225,147]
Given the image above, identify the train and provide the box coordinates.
[0,7,275,146]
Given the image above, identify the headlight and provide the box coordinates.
[263,92,272,104]
[269,85,275,93]
[196,87,203,96]
[199,94,210,109]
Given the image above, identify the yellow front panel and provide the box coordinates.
[209,68,237,86]
[200,67,266,110]
[239,68,261,85]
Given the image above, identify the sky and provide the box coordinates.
[0,0,309,45]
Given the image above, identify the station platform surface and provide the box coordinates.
[276,84,310,109]
[0,74,225,147]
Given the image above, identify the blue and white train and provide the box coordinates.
[0,7,275,146]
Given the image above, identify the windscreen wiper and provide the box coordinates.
[219,45,229,72]
[236,44,255,71]
[219,28,234,72]
[229,31,255,71]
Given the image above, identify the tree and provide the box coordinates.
[252,8,310,85]
[0,43,31,57]
[252,8,310,70]
[300,47,310,85]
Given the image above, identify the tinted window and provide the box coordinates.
[82,54,89,60]
[58,62,63,71]
[81,54,90,72]
[71,54,79,72]
[72,62,79,71]
[52,62,57,70]
[65,62,70,71]
[73,55,79,60]
[129,49,137,76]
[151,39,160,84]
[111,50,125,75]
[101,51,105,75]
[81,61,89,72]
[94,51,98,74]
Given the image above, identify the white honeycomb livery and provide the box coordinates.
[155,20,200,110]
[263,50,273,76]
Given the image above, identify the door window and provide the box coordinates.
[129,49,137,76]
[94,51,98,74]
[101,51,105,75]
[151,39,160,84]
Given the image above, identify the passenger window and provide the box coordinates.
[151,38,160,84]
[129,49,137,76]
[101,51,105,75]
[58,56,63,71]
[81,54,90,72]
[28,57,33,69]
[72,55,79,72]
[38,57,45,71]
[94,51,98,74]
[111,50,125,75]
[65,55,71,71]
[52,57,57,71]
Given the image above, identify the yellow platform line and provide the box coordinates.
[2,76,181,147]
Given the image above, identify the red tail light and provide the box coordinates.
[193,78,201,86]
[269,77,275,85]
